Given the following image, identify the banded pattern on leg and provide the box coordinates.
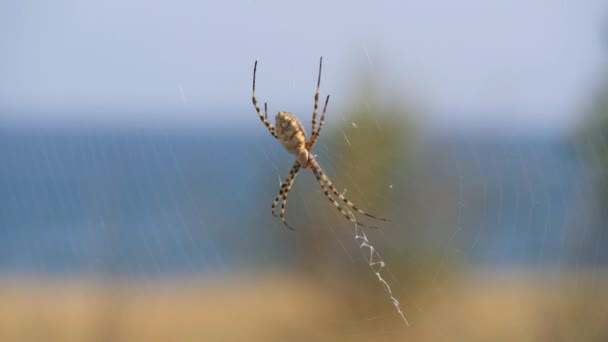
[308,158,377,228]
[252,61,277,139]
[308,94,329,149]
[309,158,389,222]
[271,161,301,230]
[311,57,322,134]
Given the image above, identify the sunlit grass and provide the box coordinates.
[0,271,606,341]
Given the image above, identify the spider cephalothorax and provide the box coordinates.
[252,57,389,230]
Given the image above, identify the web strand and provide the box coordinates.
[351,213,409,326]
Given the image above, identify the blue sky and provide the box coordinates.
[0,0,606,131]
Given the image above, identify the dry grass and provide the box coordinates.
[0,272,606,341]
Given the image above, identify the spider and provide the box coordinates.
[252,57,389,230]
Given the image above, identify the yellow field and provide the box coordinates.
[0,272,606,341]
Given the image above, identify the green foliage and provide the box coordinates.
[580,77,608,215]
[325,72,416,206]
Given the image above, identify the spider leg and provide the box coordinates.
[311,57,322,134]
[271,162,301,230]
[264,102,268,120]
[308,159,378,229]
[279,184,297,231]
[252,61,277,139]
[308,94,329,150]
[271,162,300,216]
[309,158,390,223]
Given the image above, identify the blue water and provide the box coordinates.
[0,126,605,275]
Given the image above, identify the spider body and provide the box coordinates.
[252,58,389,230]
[275,111,310,168]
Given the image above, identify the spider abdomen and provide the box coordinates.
[275,111,310,167]
[275,112,307,151]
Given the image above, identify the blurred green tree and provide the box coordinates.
[323,71,416,212]
[579,75,608,217]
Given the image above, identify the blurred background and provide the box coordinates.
[1,1,608,341]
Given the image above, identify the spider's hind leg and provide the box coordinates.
[308,159,380,228]
[271,162,301,230]
[279,184,297,230]
[308,158,390,224]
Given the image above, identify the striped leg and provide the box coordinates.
[252,61,277,139]
[308,159,378,228]
[271,162,301,230]
[308,94,329,149]
[309,158,389,222]
[311,57,322,133]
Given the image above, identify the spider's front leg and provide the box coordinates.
[252,61,278,139]
[307,57,330,150]
[311,57,323,134]
[307,94,329,150]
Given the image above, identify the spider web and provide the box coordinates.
[2,0,608,339]
[352,219,409,326]
[315,115,605,337]
[1,90,607,340]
